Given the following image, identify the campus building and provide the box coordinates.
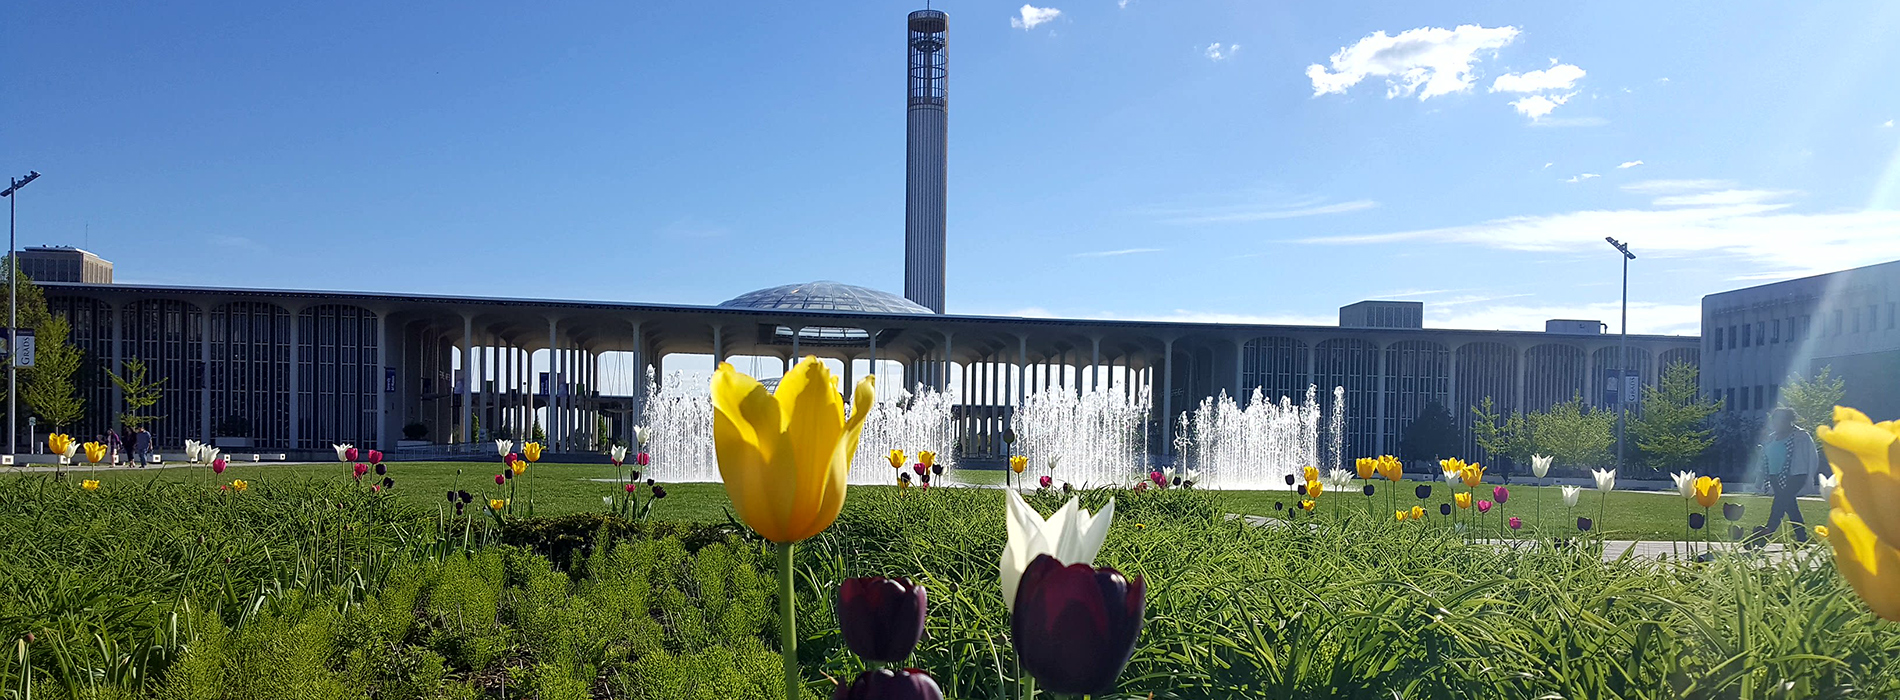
[18,246,113,284]
[1700,259,1900,421]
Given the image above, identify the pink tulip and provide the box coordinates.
[1149,471,1165,486]
[1476,500,1493,514]
[353,463,369,480]
[914,463,927,476]
[1492,486,1509,504]
[495,474,506,485]
[505,453,518,467]
[345,447,359,462]
[366,450,383,464]
[1039,475,1053,489]
[1508,516,1522,530]
[625,483,637,493]
[212,458,226,474]
[635,452,650,467]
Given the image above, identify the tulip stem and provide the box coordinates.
[778,541,798,700]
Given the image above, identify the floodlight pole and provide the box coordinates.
[2,171,41,457]
[1605,236,1635,474]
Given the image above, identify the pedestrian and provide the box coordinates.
[1751,407,1813,546]
[106,429,122,465]
[132,426,153,467]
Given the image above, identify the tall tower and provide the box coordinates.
[905,9,948,313]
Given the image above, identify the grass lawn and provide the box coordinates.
[37,461,1827,541]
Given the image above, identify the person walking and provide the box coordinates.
[131,426,153,467]
[1751,407,1813,545]
[106,429,122,465]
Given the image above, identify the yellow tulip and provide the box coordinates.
[48,433,73,457]
[1299,499,1315,512]
[1355,457,1376,480]
[1302,465,1319,483]
[80,479,100,491]
[1378,455,1403,482]
[231,479,249,492]
[1815,525,1830,539]
[522,442,543,463]
[1010,455,1027,474]
[1825,487,1900,620]
[511,461,527,476]
[1411,505,1426,520]
[712,357,875,544]
[1395,509,1408,522]
[1817,406,1900,548]
[1456,492,1472,509]
[918,450,935,468]
[888,449,906,469]
[1693,475,1723,508]
[1305,479,1323,497]
[489,498,508,511]
[1460,463,1486,488]
[82,441,108,464]
[1439,457,1466,475]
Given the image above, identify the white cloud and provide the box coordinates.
[1305,25,1519,100]
[1204,43,1240,61]
[1564,173,1600,183]
[1543,162,1553,169]
[1884,119,1895,128]
[1011,5,1061,30]
[1072,247,1164,258]
[1118,0,1131,8]
[1490,63,1585,93]
[1526,115,1608,128]
[1298,185,1900,278]
[1620,179,1736,195]
[1510,92,1573,120]
[1143,197,1379,225]
[1617,160,1644,169]
[1431,301,1703,335]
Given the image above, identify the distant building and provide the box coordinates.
[1700,259,1900,421]
[1339,301,1423,329]
[1544,319,1605,335]
[17,246,113,284]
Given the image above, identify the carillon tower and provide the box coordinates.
[904,9,948,313]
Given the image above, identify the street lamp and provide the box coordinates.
[1605,236,1636,474]
[2,171,41,457]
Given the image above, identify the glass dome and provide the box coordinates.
[719,281,934,315]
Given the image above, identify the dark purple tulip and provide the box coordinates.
[833,668,942,700]
[839,577,927,662]
[1285,474,1297,486]
[375,463,387,476]
[932,465,944,476]
[1492,486,1509,504]
[630,470,642,482]
[459,490,472,503]
[1363,484,1376,496]
[445,491,456,502]
[1723,502,1744,522]
[652,486,667,499]
[495,474,506,485]
[1274,501,1283,511]
[1415,484,1431,499]
[646,478,655,486]
[1440,503,1452,516]
[1689,512,1706,530]
[381,476,394,489]
[1012,554,1145,696]
[1577,517,1593,532]
[504,469,514,480]
[1729,525,1745,541]
[454,502,464,514]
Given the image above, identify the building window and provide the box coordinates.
[1771,319,1781,344]
[1713,328,1724,351]
[1890,302,1897,330]
[1802,315,1811,338]
[1741,324,1751,347]
[1835,309,1844,335]
[1755,321,1765,345]
[1754,386,1764,411]
[1871,305,1881,332]
[1725,388,1735,412]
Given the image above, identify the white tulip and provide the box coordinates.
[1671,471,1697,499]
[1185,468,1203,484]
[203,448,221,466]
[1001,489,1114,613]
[1531,454,1552,479]
[1817,471,1838,501]
[610,444,628,464]
[183,439,201,463]
[1561,485,1582,507]
[1161,467,1178,484]
[1592,469,1617,493]
[495,439,514,458]
[333,443,354,462]
[1441,467,1461,486]
[633,425,650,447]
[1327,468,1353,489]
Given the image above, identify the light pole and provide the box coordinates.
[1605,236,1635,474]
[2,171,42,457]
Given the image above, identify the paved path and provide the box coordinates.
[1233,514,1806,563]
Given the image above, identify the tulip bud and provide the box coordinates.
[631,470,642,482]
[1285,474,1297,486]
[646,478,655,486]
[625,483,637,493]
[1508,516,1522,530]
[1689,512,1705,530]
[495,474,506,485]
[914,463,927,476]
[454,502,465,514]
[1729,525,1745,541]
[838,577,927,662]
[1415,484,1431,499]
[1039,475,1053,489]
[1011,554,1144,696]
[1363,484,1375,496]
[1492,486,1509,504]
[920,473,931,485]
[1441,503,1452,516]
[635,452,650,467]
[505,469,514,480]
[932,465,943,476]
[367,450,383,464]
[833,668,943,700]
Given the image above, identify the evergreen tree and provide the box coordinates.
[22,315,85,431]
[108,358,166,430]
[0,260,53,431]
[530,417,546,442]
[1398,401,1462,463]
[1630,361,1720,473]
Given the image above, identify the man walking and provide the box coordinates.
[131,426,153,467]
[1752,407,1813,545]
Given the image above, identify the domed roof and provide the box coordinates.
[719,281,934,314]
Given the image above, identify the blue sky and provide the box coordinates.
[6,1,1900,335]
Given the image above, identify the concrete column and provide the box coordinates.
[1016,335,1028,405]
[630,322,645,428]
[711,325,724,369]
[287,306,301,450]
[547,318,559,448]
[1162,338,1176,461]
[376,313,390,449]
[1374,341,1388,456]
[789,326,801,365]
[109,303,124,432]
[1092,337,1102,392]
[461,315,474,444]
[941,332,953,395]
[200,307,212,443]
[1514,345,1527,420]
[1232,338,1245,405]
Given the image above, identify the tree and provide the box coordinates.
[1399,401,1462,463]
[108,358,167,430]
[1630,361,1721,474]
[22,315,85,431]
[1530,396,1614,469]
[530,417,546,443]
[1469,396,1533,465]
[0,260,52,431]
[1780,365,1845,436]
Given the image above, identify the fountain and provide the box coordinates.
[1013,384,1152,488]
[639,369,958,485]
[1173,385,1345,490]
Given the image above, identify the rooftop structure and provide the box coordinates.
[16,246,112,284]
